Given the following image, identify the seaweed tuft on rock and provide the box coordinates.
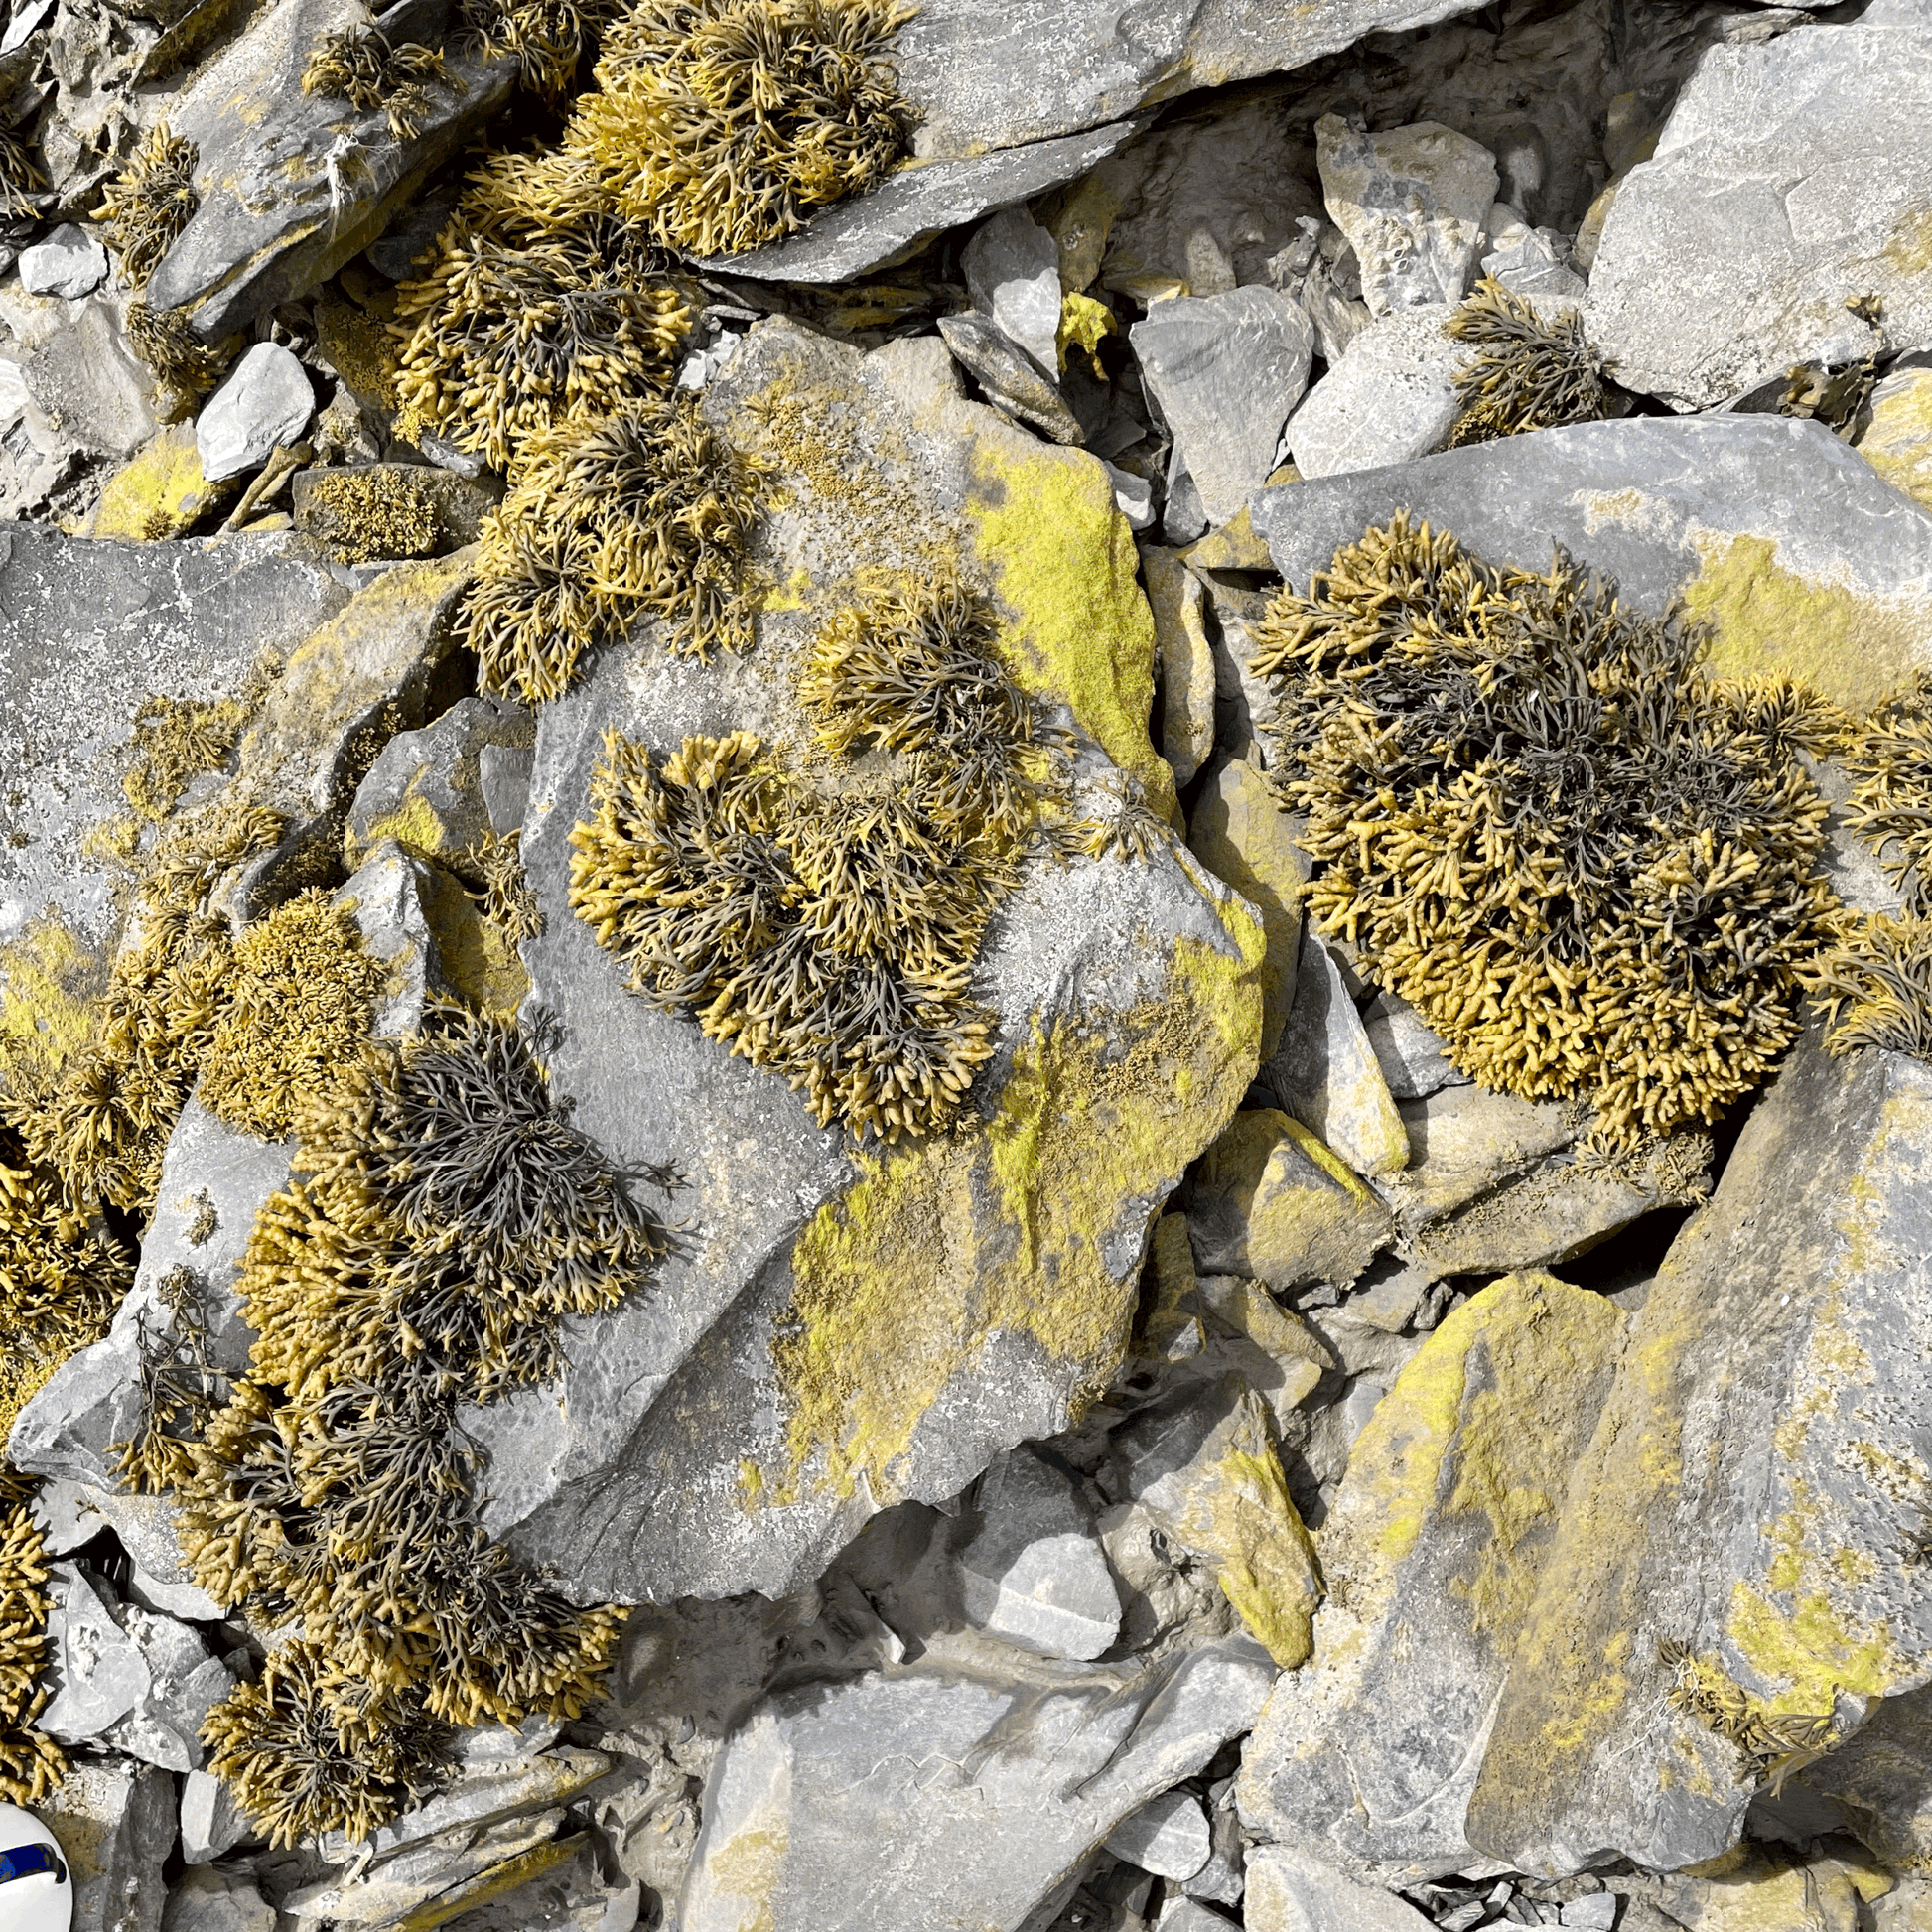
[94,123,200,291]
[1444,275,1609,447]
[302,25,462,140]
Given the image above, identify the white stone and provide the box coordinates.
[178,1770,248,1865]
[1104,1788,1212,1880]
[956,1447,1122,1661]
[1283,305,1461,482]
[963,207,1063,375]
[1315,117,1499,316]
[1244,1845,1438,1932]
[1102,459,1155,530]
[1560,1896,1617,1930]
[160,1866,274,1932]
[38,1565,149,1742]
[196,342,314,483]
[18,225,107,300]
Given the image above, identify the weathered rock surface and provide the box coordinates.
[143,0,514,341]
[1857,365,1932,516]
[963,207,1063,375]
[936,310,1086,444]
[1251,416,1932,714]
[196,343,314,484]
[1142,549,1215,789]
[1245,1843,1438,1931]
[1129,287,1311,527]
[1586,19,1932,409]
[1282,304,1462,481]
[475,320,1264,1605]
[19,222,107,298]
[677,1634,1275,1932]
[40,1756,176,1932]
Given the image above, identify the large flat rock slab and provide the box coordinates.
[1250,416,1932,713]
[1586,18,1932,410]
[472,322,1266,1605]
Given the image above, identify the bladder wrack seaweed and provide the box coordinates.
[302,26,464,140]
[1444,276,1609,447]
[94,124,199,291]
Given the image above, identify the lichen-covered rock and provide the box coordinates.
[1857,367,1932,516]
[1586,18,1932,410]
[85,423,227,540]
[470,320,1264,1605]
[1250,416,1932,716]
[345,694,534,869]
[141,0,514,342]
[677,1634,1275,1932]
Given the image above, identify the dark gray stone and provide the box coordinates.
[40,1757,176,1932]
[937,311,1084,444]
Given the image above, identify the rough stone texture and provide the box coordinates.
[677,1634,1275,1932]
[1113,1377,1321,1669]
[1259,928,1408,1181]
[720,118,1148,284]
[1143,548,1215,790]
[0,526,346,1079]
[161,1866,276,1932]
[39,1563,152,1744]
[881,0,1491,162]
[1104,1788,1210,1880]
[1856,366,1932,516]
[85,423,226,541]
[1185,758,1306,1061]
[22,300,160,460]
[1185,1109,1393,1293]
[1359,992,1466,1103]
[956,1447,1122,1662]
[345,693,535,869]
[142,0,514,341]
[1251,416,1932,714]
[1130,287,1312,527]
[339,838,455,1035]
[1380,1083,1584,1227]
[936,311,1085,444]
[1237,1273,1626,1884]
[963,207,1063,375]
[1586,21,1932,410]
[472,321,1263,1605]
[179,1769,249,1864]
[1282,305,1462,481]
[195,343,315,483]
[1245,1844,1439,1931]
[1315,117,1498,315]
[19,222,108,298]
[39,1756,176,1932]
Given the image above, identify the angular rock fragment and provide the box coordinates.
[1587,18,1932,409]
[1283,304,1463,480]
[1856,366,1932,516]
[963,207,1063,375]
[1245,1844,1438,1931]
[1359,992,1466,1104]
[1104,1787,1210,1880]
[1130,287,1312,527]
[19,223,106,298]
[937,311,1085,444]
[1251,416,1932,714]
[39,1756,176,1932]
[195,343,314,483]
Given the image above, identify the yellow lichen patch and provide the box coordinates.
[1856,368,1932,514]
[1727,1580,1905,1710]
[317,299,402,411]
[1057,290,1117,378]
[88,424,223,542]
[415,863,531,1014]
[964,437,1176,824]
[1879,207,1932,279]
[198,890,387,1141]
[0,918,100,1095]
[772,921,1262,1500]
[355,792,450,864]
[302,469,441,566]
[1683,530,1932,715]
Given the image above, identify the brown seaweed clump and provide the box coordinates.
[1840,672,1932,909]
[94,124,200,290]
[1444,276,1608,447]
[124,302,226,392]
[197,889,388,1141]
[0,127,47,218]
[177,1009,663,1844]
[123,693,249,821]
[302,26,461,140]
[1812,912,1932,1059]
[463,392,769,703]
[1252,513,1841,1144]
[570,571,1074,1140]
[461,0,624,102]
[0,1495,69,1803]
[565,0,914,258]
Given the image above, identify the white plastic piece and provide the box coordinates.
[0,1802,73,1932]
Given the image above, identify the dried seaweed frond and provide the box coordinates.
[456,146,659,282]
[461,0,624,102]
[303,26,463,141]
[1252,513,1840,1144]
[1779,294,1888,439]
[1444,276,1608,447]
[123,693,248,821]
[476,828,543,938]
[95,124,200,291]
[0,1495,69,1803]
[1811,911,1932,1059]
[462,392,768,702]
[1659,1636,1842,1790]
[124,302,226,391]
[1840,672,1932,909]
[390,230,688,470]
[0,128,47,220]
[566,0,915,258]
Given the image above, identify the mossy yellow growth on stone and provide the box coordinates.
[1856,368,1932,516]
[122,692,249,821]
[199,890,387,1140]
[1683,530,1932,714]
[88,423,224,542]
[965,436,1176,824]
[771,915,1263,1503]
[0,918,99,1097]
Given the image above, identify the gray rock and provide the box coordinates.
[720,118,1148,284]
[1245,1845,1438,1931]
[1560,1896,1617,1931]
[23,297,160,458]
[1186,1108,1394,1293]
[0,524,345,1032]
[1104,1788,1211,1880]
[178,1769,248,1865]
[161,1866,276,1932]
[196,342,314,483]
[957,1447,1122,1662]
[1282,304,1462,480]
[1359,992,1467,1103]
[1315,117,1498,315]
[105,1603,230,1772]
[338,840,455,1036]
[39,1563,151,1742]
[345,693,535,870]
[937,311,1085,444]
[39,1757,176,1932]
[1103,459,1156,530]
[1586,20,1932,409]
[286,1810,574,1925]
[1183,1782,1246,1904]
[677,1634,1275,1932]
[1142,548,1215,790]
[1479,214,1586,300]
[1259,928,1408,1180]
[143,0,513,341]
[472,321,1263,1606]
[1160,1901,1240,1932]
[964,207,1062,375]
[1130,287,1312,526]
[1380,1083,1583,1226]
[1251,415,1932,715]
[19,223,108,298]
